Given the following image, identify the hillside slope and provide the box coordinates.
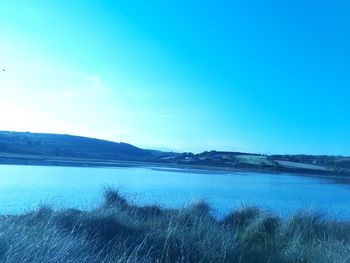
[0,131,150,161]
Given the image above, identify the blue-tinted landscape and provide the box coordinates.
[1,0,350,262]
[0,134,349,262]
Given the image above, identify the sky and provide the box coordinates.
[0,0,349,155]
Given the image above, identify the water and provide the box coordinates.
[0,164,349,218]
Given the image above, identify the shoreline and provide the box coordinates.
[0,152,349,176]
[0,153,350,182]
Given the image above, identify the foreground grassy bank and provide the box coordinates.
[0,189,349,263]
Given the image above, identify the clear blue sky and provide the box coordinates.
[0,0,349,155]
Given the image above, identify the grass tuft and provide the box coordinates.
[222,205,261,227]
[187,200,212,216]
[102,186,128,209]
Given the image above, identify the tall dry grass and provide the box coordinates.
[0,188,349,262]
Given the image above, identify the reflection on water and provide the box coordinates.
[0,165,349,218]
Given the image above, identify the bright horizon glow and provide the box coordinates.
[0,1,349,155]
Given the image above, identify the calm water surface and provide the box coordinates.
[0,165,349,218]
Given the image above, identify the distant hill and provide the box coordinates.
[163,150,350,175]
[0,131,150,161]
[0,131,349,175]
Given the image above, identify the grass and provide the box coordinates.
[0,188,349,262]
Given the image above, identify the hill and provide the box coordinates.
[159,150,350,175]
[0,131,349,175]
[0,131,150,161]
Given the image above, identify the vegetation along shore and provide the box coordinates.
[0,188,349,263]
